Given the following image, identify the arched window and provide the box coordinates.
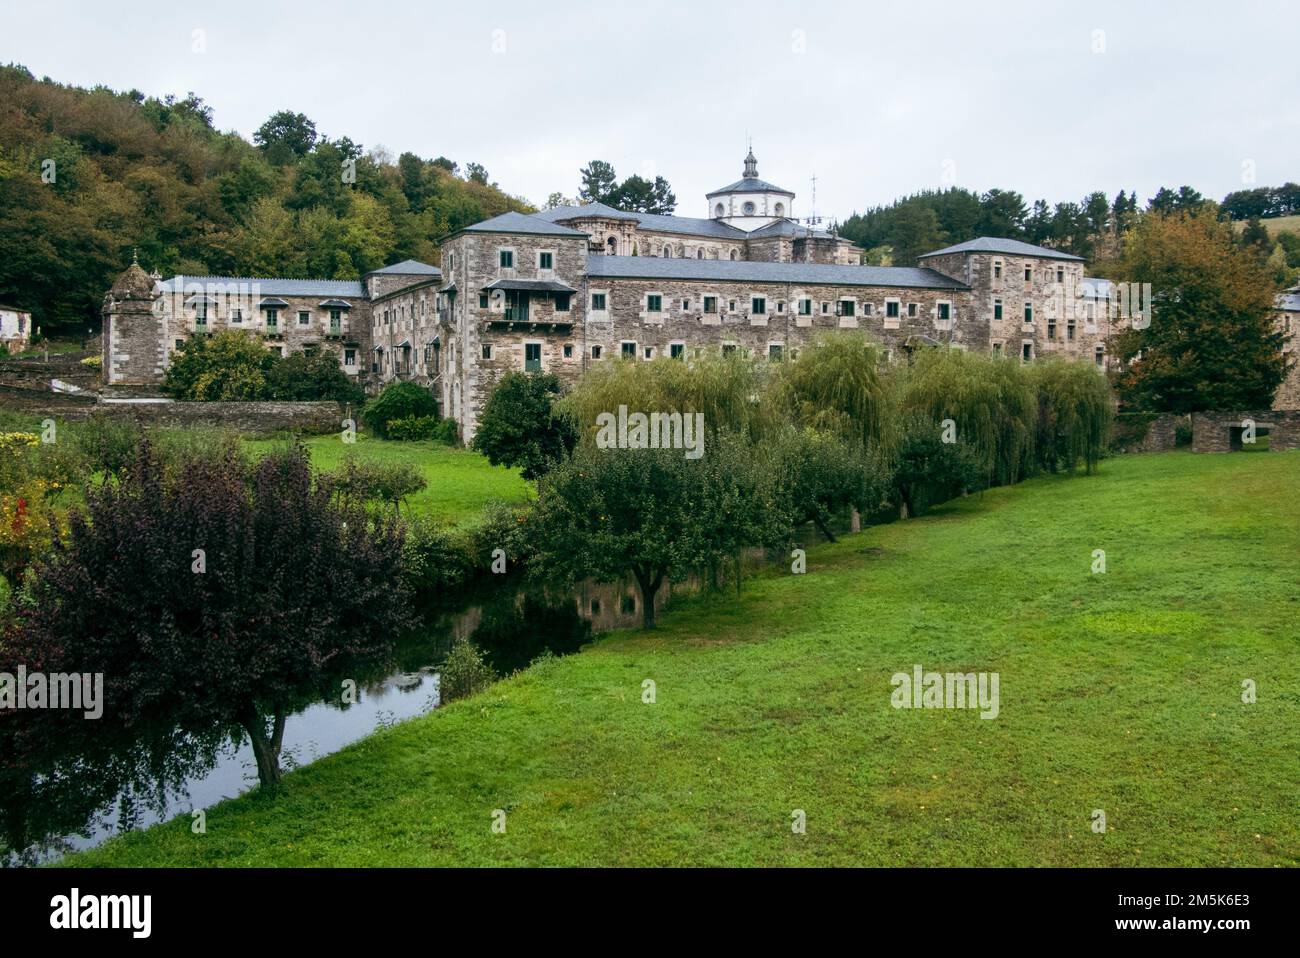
[714,203,725,217]
[607,236,617,255]
[742,201,756,215]
[663,246,672,258]
[696,249,704,259]
[729,249,739,261]
[774,202,785,217]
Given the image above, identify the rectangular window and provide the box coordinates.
[838,300,855,317]
[195,302,208,324]
[563,344,573,358]
[993,299,1003,321]
[538,251,553,270]
[907,303,918,317]
[500,250,514,268]
[863,303,873,316]
[799,299,812,315]
[670,343,684,359]
[479,293,489,309]
[230,309,242,324]
[768,343,783,361]
[591,345,602,359]
[752,297,766,315]
[821,302,829,315]
[643,347,653,359]
[1067,320,1076,341]
[1056,267,1065,284]
[777,301,785,314]
[554,293,571,312]
[722,344,737,356]
[647,294,662,313]
[937,302,951,321]
[482,344,493,360]
[1022,342,1033,362]
[1024,302,1033,323]
[446,253,454,270]
[886,300,900,318]
[265,309,279,327]
[298,311,310,325]
[1024,265,1033,283]
[992,342,1003,357]
[993,260,1003,279]
[1047,322,1057,340]
[525,342,541,372]
[729,300,737,312]
[344,348,356,365]
[591,292,607,311]
[621,341,636,358]
[704,296,718,313]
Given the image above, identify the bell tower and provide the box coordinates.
[102,252,165,389]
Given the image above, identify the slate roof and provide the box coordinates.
[1278,289,1300,312]
[706,177,795,197]
[534,202,641,223]
[447,211,589,239]
[586,256,968,290]
[366,259,441,276]
[918,237,1084,261]
[158,275,366,297]
[747,219,838,240]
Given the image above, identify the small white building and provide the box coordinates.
[0,304,32,353]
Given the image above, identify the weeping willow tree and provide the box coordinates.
[768,332,894,449]
[894,347,1037,488]
[1027,357,1114,474]
[557,350,780,444]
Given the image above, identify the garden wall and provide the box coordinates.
[1111,412,1185,453]
[0,398,346,436]
[1191,410,1300,453]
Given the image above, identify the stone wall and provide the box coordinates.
[1191,409,1300,453]
[1,400,345,436]
[1111,412,1185,453]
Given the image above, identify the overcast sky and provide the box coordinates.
[4,0,1297,222]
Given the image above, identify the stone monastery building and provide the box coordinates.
[106,151,1134,438]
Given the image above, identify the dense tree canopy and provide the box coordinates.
[0,65,531,334]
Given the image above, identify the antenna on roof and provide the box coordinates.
[806,175,822,228]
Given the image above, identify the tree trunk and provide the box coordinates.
[851,508,862,533]
[634,568,663,630]
[241,707,285,790]
[814,516,837,543]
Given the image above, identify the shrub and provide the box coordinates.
[263,350,364,405]
[464,499,534,573]
[0,479,64,584]
[385,415,449,442]
[769,427,891,541]
[74,415,142,478]
[890,414,984,518]
[162,330,273,401]
[1027,358,1113,474]
[79,355,102,368]
[361,382,439,438]
[471,372,576,479]
[330,456,427,512]
[437,639,496,703]
[402,518,475,596]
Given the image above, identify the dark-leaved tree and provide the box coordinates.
[1,442,408,789]
[471,372,577,480]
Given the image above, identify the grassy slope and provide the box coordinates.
[1233,213,1300,237]
[71,451,1300,867]
[245,434,532,524]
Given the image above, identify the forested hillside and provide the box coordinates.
[0,65,530,334]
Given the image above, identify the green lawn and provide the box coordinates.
[70,450,1300,867]
[245,434,533,525]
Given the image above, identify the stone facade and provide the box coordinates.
[1274,286,1299,410]
[102,259,441,392]
[1191,409,1300,453]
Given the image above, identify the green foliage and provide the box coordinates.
[889,414,984,517]
[0,68,531,333]
[362,382,440,438]
[577,159,676,213]
[401,517,475,596]
[1027,358,1114,473]
[162,330,273,400]
[895,347,1038,487]
[1110,209,1286,413]
[385,415,456,443]
[471,373,576,479]
[263,350,365,404]
[329,455,427,512]
[770,332,890,447]
[769,427,891,541]
[438,639,496,703]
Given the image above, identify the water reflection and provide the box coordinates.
[1,574,686,865]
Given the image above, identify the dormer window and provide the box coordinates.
[715,203,725,217]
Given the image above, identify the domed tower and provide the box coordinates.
[102,252,164,388]
[706,148,795,231]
